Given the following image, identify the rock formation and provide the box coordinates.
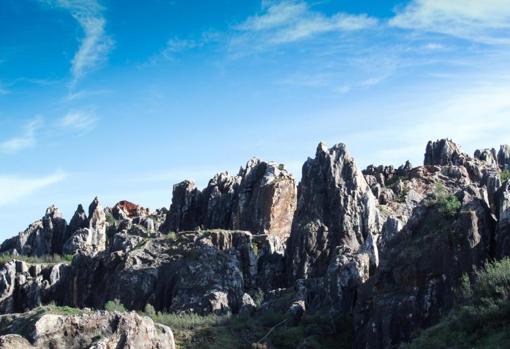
[0,309,175,349]
[285,143,381,314]
[161,159,297,238]
[1,139,510,348]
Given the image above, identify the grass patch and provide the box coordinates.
[105,299,127,313]
[501,170,510,183]
[0,253,74,266]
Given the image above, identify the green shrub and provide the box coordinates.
[0,253,73,266]
[144,304,156,317]
[408,258,510,348]
[105,299,126,313]
[425,183,461,217]
[166,232,177,241]
[501,170,510,183]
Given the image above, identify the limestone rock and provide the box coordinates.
[353,186,495,348]
[424,139,468,166]
[287,142,381,281]
[0,310,175,349]
[0,260,69,314]
[161,159,297,237]
[499,145,510,170]
[161,180,202,232]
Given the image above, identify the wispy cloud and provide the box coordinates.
[59,111,97,132]
[0,118,43,154]
[145,32,220,66]
[233,1,377,48]
[0,171,67,206]
[0,81,9,95]
[390,0,510,45]
[42,0,113,85]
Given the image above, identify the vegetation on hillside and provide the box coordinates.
[0,253,74,266]
[408,258,510,349]
[425,182,462,217]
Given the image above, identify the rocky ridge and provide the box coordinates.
[0,138,509,348]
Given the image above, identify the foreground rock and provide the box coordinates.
[0,309,175,349]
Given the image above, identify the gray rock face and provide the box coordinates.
[0,261,69,314]
[287,142,381,280]
[285,143,381,314]
[499,145,510,170]
[6,207,68,257]
[162,181,202,232]
[0,310,175,349]
[60,230,282,315]
[162,159,297,238]
[424,139,468,166]
[353,183,496,348]
[63,198,107,256]
[474,148,498,167]
[495,181,510,258]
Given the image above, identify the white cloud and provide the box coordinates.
[234,1,377,47]
[42,0,113,85]
[0,171,67,206]
[60,111,97,131]
[0,118,43,154]
[390,0,510,44]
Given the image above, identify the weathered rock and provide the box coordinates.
[474,148,498,167]
[67,205,87,235]
[162,159,297,237]
[63,198,107,256]
[0,260,69,314]
[353,185,495,348]
[161,181,202,233]
[287,142,381,280]
[0,309,175,349]
[498,145,510,170]
[3,207,69,257]
[232,159,297,237]
[495,181,510,258]
[201,172,240,229]
[59,230,282,315]
[424,139,468,166]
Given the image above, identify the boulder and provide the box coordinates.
[0,310,175,349]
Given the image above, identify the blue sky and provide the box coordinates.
[1,0,510,239]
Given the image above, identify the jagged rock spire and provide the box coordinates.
[286,142,381,281]
[424,139,468,166]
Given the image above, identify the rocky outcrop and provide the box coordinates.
[162,159,297,238]
[495,181,510,258]
[0,309,175,349]
[285,143,381,314]
[0,207,68,257]
[287,143,381,280]
[499,145,510,170]
[474,148,498,167]
[63,198,107,256]
[354,184,495,348]
[424,139,468,166]
[60,230,282,314]
[0,261,69,314]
